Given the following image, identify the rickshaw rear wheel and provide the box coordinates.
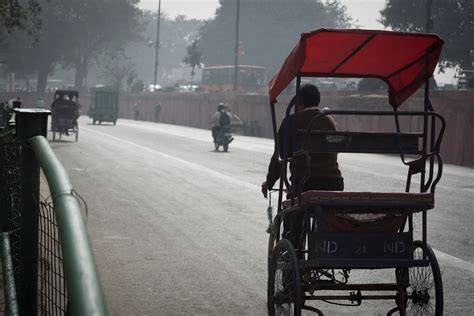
[268,239,302,316]
[406,240,443,315]
[74,121,79,142]
[223,143,229,152]
[214,142,219,151]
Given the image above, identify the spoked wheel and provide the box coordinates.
[268,239,302,316]
[214,142,219,151]
[406,240,443,315]
[223,143,229,152]
[74,121,79,142]
[267,230,277,272]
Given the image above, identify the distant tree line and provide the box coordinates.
[198,0,351,78]
[380,0,473,72]
[1,0,140,92]
[1,0,472,92]
[123,13,202,87]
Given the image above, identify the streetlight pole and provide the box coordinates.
[153,0,162,89]
[233,0,240,91]
[425,0,432,32]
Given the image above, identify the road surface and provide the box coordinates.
[48,117,474,315]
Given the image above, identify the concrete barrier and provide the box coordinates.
[2,90,472,166]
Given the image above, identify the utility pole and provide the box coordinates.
[425,0,432,32]
[153,0,162,89]
[233,0,240,91]
[425,0,433,94]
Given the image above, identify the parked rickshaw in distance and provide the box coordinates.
[50,90,80,141]
[267,28,445,315]
[88,87,119,125]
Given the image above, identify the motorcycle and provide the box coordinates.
[214,125,233,152]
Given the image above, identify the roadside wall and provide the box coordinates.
[1,90,473,166]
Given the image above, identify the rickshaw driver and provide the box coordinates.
[261,84,344,246]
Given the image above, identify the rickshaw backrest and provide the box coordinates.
[296,130,422,155]
[288,110,446,195]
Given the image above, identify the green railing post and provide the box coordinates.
[14,109,50,315]
[1,232,19,316]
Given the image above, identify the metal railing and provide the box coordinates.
[0,109,108,315]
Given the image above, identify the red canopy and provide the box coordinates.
[269,29,444,107]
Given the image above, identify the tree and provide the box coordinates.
[380,0,473,71]
[123,12,203,85]
[0,0,42,35]
[98,53,137,91]
[198,0,351,77]
[182,39,202,89]
[131,79,145,93]
[2,0,70,92]
[1,0,141,92]
[58,0,141,90]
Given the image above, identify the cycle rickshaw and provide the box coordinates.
[51,90,80,141]
[267,29,445,315]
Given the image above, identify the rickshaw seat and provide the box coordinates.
[282,191,434,233]
[283,190,434,209]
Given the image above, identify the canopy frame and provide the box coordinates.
[267,29,445,214]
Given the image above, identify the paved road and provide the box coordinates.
[49,117,473,315]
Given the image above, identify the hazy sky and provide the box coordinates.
[138,0,385,29]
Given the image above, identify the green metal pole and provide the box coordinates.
[0,232,19,316]
[14,109,50,315]
[28,135,108,315]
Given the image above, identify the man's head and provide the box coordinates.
[217,102,225,111]
[299,84,320,108]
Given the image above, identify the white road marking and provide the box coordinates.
[117,120,274,153]
[82,125,474,272]
[102,236,130,240]
[434,250,474,273]
[115,119,474,180]
[82,126,261,191]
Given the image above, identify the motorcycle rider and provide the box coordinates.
[211,102,233,143]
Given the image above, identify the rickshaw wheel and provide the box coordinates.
[268,239,302,316]
[74,121,79,142]
[52,131,56,141]
[406,240,443,315]
[267,217,280,272]
[223,143,229,152]
[214,142,219,151]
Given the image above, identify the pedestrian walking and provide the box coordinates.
[154,103,162,123]
[134,101,140,120]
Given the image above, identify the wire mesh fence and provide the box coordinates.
[0,142,23,313]
[1,143,67,314]
[1,143,23,275]
[38,199,67,315]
